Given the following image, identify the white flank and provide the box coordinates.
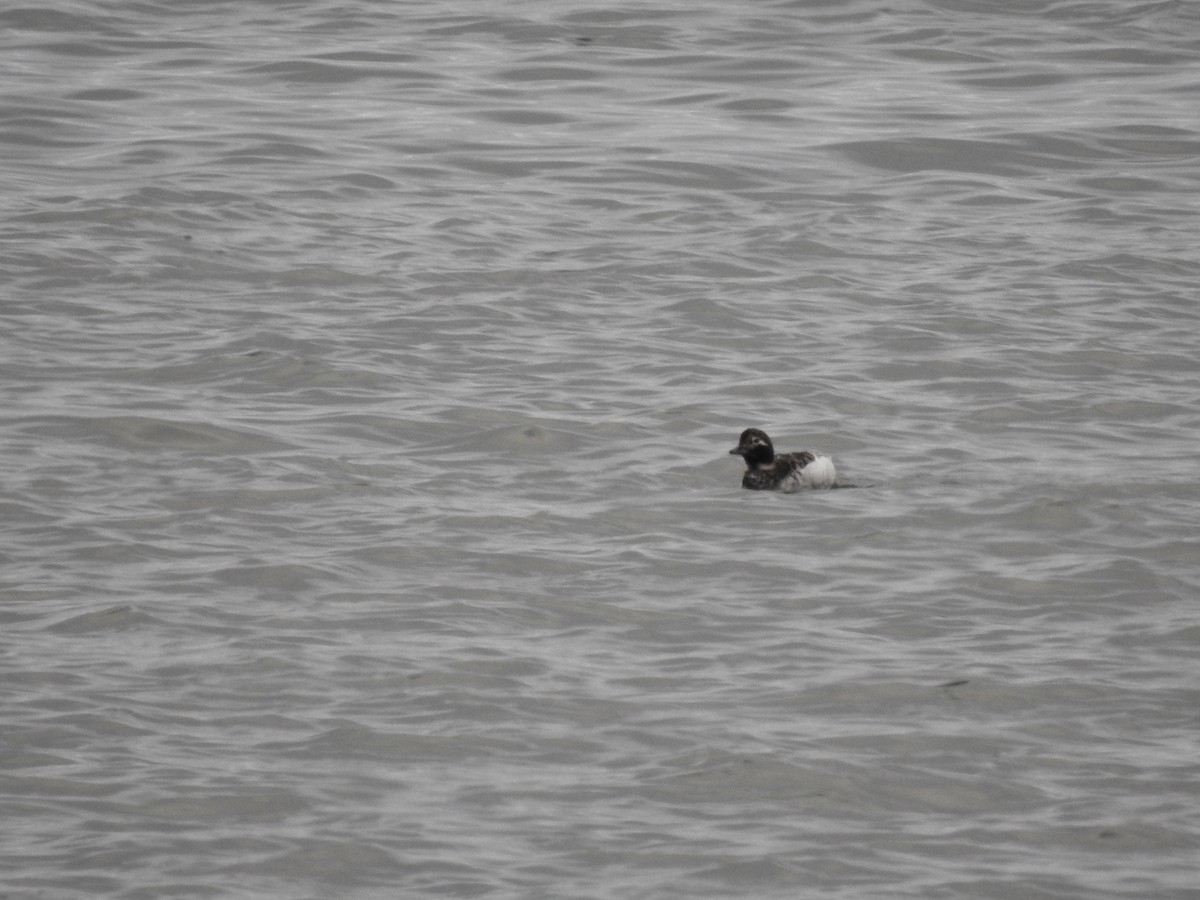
[781,455,837,491]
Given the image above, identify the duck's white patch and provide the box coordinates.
[781,455,837,491]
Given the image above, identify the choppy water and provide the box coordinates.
[4,1,1200,897]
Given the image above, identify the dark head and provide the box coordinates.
[729,428,774,468]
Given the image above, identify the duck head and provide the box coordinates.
[729,428,775,468]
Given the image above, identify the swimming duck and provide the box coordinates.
[729,428,837,491]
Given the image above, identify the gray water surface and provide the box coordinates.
[3,1,1199,898]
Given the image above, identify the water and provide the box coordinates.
[3,1,1199,897]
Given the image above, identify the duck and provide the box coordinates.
[729,428,837,491]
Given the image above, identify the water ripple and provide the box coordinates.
[4,0,1200,898]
